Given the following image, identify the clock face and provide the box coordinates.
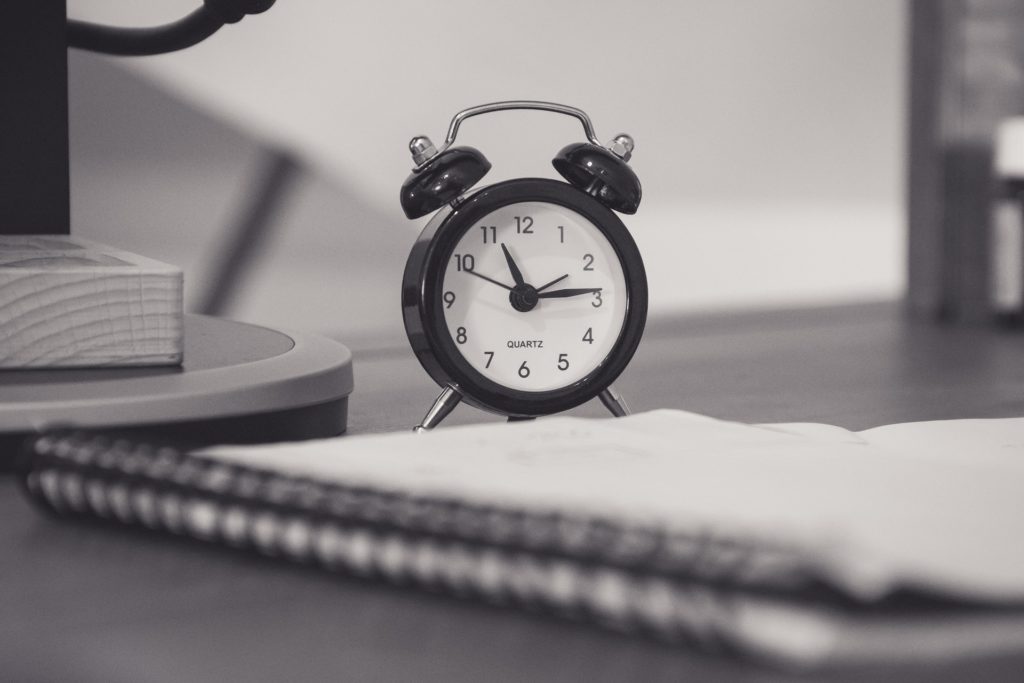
[440,201,628,392]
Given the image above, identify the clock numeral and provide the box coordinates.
[443,291,456,309]
[557,353,569,371]
[514,216,534,234]
[582,253,595,271]
[456,327,468,344]
[484,351,494,368]
[454,253,475,272]
[557,225,565,243]
[480,225,496,243]
[582,328,594,344]
[591,291,603,308]
[518,361,530,378]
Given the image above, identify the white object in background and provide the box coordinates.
[991,118,1024,317]
[0,236,183,368]
[992,202,1024,312]
[995,117,1024,179]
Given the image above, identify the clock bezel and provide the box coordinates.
[402,178,647,417]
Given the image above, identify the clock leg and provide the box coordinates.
[507,416,535,423]
[598,385,631,417]
[414,385,462,432]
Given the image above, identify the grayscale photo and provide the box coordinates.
[2,1,1023,681]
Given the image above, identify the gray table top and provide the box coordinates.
[3,302,1024,682]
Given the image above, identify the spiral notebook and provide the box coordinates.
[17,410,1024,667]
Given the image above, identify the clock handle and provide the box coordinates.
[413,385,462,433]
[446,101,601,147]
[430,101,602,164]
[598,385,631,418]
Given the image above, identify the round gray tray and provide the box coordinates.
[0,315,353,444]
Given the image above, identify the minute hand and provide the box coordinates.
[537,287,603,299]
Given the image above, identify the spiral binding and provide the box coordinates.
[18,431,828,654]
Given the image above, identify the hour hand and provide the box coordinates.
[537,287,602,299]
[500,243,525,287]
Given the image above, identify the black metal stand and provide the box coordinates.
[1,1,70,235]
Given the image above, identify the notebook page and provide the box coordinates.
[858,417,1024,469]
[206,410,1024,604]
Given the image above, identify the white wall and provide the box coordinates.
[69,0,907,328]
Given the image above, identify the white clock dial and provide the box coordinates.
[441,201,628,392]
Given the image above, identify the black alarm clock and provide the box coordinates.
[400,101,647,431]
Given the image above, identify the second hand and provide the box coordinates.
[464,268,513,291]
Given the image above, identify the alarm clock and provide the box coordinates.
[400,101,647,431]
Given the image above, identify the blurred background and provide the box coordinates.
[66,0,906,348]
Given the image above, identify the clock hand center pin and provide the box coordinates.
[508,282,540,312]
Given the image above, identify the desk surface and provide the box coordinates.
[3,302,1024,682]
